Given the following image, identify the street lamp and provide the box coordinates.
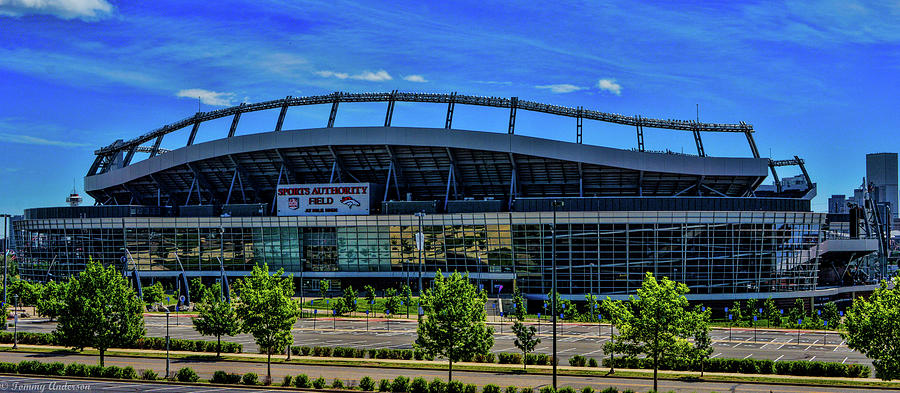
[414,212,425,297]
[12,294,18,349]
[2,213,10,305]
[550,199,564,391]
[165,309,170,379]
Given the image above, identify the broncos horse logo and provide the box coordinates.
[340,196,361,209]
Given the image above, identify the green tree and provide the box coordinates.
[384,288,401,317]
[584,293,600,322]
[36,280,68,321]
[730,301,743,326]
[512,320,540,370]
[691,305,713,377]
[401,284,412,318]
[512,285,527,321]
[318,280,330,303]
[142,282,165,305]
[192,282,240,357]
[0,300,7,330]
[343,285,358,315]
[763,297,780,328]
[745,298,759,325]
[788,298,806,327]
[822,302,840,330]
[54,259,145,366]
[415,271,494,381]
[10,278,42,306]
[235,263,300,383]
[844,278,900,380]
[601,297,632,373]
[190,277,207,303]
[364,284,377,316]
[546,291,578,320]
[607,272,700,392]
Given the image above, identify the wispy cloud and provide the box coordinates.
[176,89,235,106]
[316,69,393,82]
[0,0,113,20]
[474,80,513,86]
[535,84,585,93]
[0,132,90,147]
[0,118,93,148]
[597,78,622,95]
[403,74,427,83]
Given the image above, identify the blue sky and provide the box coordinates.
[0,0,898,214]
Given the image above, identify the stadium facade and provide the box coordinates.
[11,92,882,301]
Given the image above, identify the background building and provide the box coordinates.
[866,153,899,219]
[11,92,884,301]
[828,194,847,214]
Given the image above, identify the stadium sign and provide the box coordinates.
[277,183,371,216]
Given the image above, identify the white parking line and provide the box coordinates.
[743,354,752,359]
[809,356,816,362]
[842,357,847,364]
[710,353,722,359]
[584,349,605,355]
[775,354,784,362]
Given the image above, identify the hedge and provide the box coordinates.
[602,356,870,378]
[0,332,242,354]
[211,370,243,384]
[0,361,141,380]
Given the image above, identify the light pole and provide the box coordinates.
[12,294,18,349]
[2,213,9,305]
[165,309,170,379]
[414,212,425,296]
[551,199,564,391]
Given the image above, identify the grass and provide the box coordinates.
[1,346,896,389]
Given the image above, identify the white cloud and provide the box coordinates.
[597,78,622,95]
[535,84,585,93]
[403,74,427,83]
[0,132,90,147]
[316,69,393,82]
[176,89,235,106]
[0,0,113,20]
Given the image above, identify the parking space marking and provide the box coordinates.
[775,354,784,362]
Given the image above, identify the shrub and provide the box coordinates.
[498,353,523,364]
[122,366,138,380]
[447,380,464,393]
[519,388,533,393]
[86,365,104,378]
[45,362,65,376]
[242,372,259,385]
[429,378,446,393]
[557,387,576,393]
[505,387,517,393]
[176,367,199,382]
[314,376,327,389]
[102,366,123,379]
[539,386,555,393]
[282,375,294,387]
[568,355,587,367]
[483,384,501,393]
[472,353,495,363]
[295,374,312,388]
[411,377,429,393]
[0,362,17,374]
[379,379,392,392]
[464,384,477,393]
[525,353,550,365]
[141,369,158,380]
[333,378,345,389]
[392,375,410,392]
[17,360,41,374]
[600,388,618,393]
[360,376,377,391]
[588,358,598,367]
[212,370,229,383]
[580,388,594,393]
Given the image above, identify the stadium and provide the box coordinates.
[11,92,882,302]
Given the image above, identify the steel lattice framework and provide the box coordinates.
[89,91,761,176]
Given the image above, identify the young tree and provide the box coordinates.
[691,305,713,377]
[36,280,68,321]
[364,284,377,316]
[546,290,578,320]
[844,278,900,380]
[235,263,300,383]
[788,298,806,327]
[384,288,401,317]
[763,297,780,328]
[142,282,165,306]
[822,302,840,330]
[512,320,540,370]
[10,278,42,306]
[415,271,494,381]
[192,283,240,357]
[0,300,7,330]
[341,285,358,316]
[601,297,632,373]
[730,300,744,326]
[54,259,145,366]
[607,272,700,392]
[745,298,759,325]
[318,280,330,303]
[512,285,527,321]
[190,277,207,302]
[584,293,600,322]
[401,284,412,318]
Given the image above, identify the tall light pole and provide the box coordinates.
[2,214,9,305]
[414,212,425,296]
[550,199,564,391]
[13,294,18,349]
[165,309,170,379]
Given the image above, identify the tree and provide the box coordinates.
[822,302,840,330]
[384,288,401,317]
[844,278,900,380]
[401,284,412,318]
[512,320,539,370]
[36,280,67,321]
[192,283,240,357]
[190,277,207,303]
[235,263,300,383]
[9,278,42,306]
[340,285,358,316]
[788,298,806,327]
[690,305,713,377]
[607,272,700,392]
[142,282,165,305]
[512,285,527,321]
[364,285,377,316]
[318,280,330,303]
[601,297,632,373]
[584,293,600,322]
[415,271,494,381]
[763,297,780,328]
[0,300,7,330]
[546,291,578,320]
[745,298,759,325]
[730,300,744,326]
[54,259,145,366]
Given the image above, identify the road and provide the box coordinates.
[0,352,893,393]
[13,316,869,366]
